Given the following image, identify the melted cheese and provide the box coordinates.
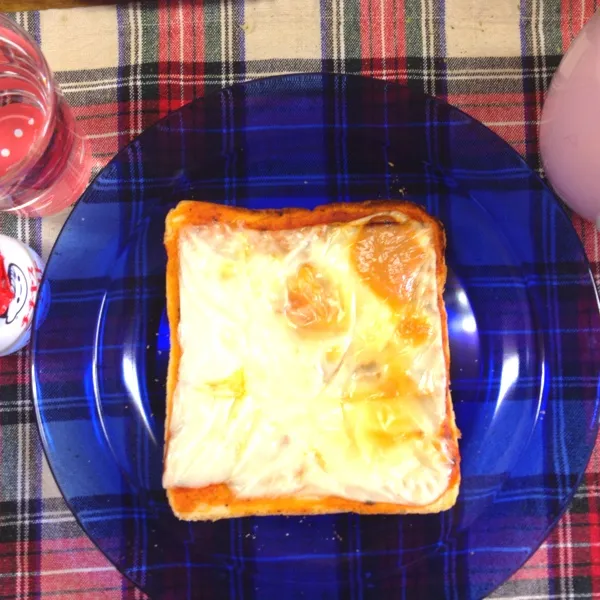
[163,213,453,506]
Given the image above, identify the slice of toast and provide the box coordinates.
[163,200,460,521]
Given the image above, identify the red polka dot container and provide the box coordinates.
[0,14,92,217]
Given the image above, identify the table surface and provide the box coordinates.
[1,1,600,599]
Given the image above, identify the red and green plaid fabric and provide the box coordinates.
[1,1,600,598]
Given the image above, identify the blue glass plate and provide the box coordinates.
[32,74,600,599]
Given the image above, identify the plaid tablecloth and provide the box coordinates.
[1,1,600,598]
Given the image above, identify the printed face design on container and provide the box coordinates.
[0,264,27,325]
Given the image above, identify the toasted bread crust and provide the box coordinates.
[164,200,460,520]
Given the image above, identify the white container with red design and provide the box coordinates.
[0,234,46,357]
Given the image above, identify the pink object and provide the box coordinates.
[0,15,91,217]
[540,12,600,228]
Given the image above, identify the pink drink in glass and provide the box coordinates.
[0,15,91,217]
[540,11,600,227]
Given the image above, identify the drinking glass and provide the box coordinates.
[540,11,600,226]
[0,15,91,217]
